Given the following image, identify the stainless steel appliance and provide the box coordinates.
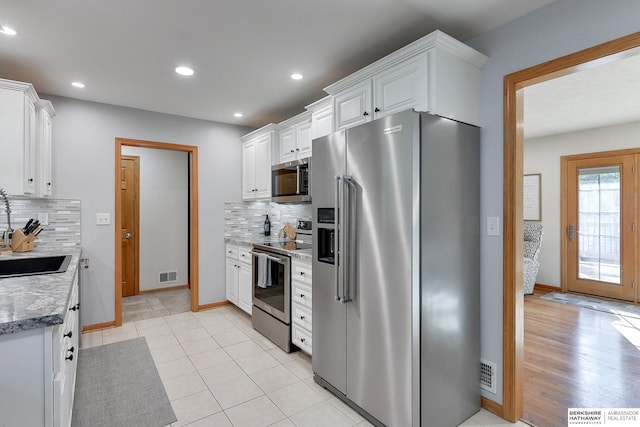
[312,110,480,427]
[251,244,292,352]
[271,158,311,203]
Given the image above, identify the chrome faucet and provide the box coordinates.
[0,188,12,247]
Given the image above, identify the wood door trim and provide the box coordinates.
[121,155,140,296]
[502,31,640,422]
[115,137,200,327]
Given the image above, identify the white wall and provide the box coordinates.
[121,146,189,291]
[466,0,640,404]
[525,121,640,288]
[49,95,250,327]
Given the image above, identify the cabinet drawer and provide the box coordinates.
[225,244,239,259]
[292,282,312,308]
[292,260,312,285]
[292,303,312,331]
[292,324,312,355]
[238,247,252,265]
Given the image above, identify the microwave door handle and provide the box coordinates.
[335,175,341,301]
[296,165,300,195]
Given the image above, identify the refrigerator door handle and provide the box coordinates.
[334,175,342,301]
[341,175,354,303]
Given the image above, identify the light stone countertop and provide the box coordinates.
[225,236,312,261]
[0,247,82,335]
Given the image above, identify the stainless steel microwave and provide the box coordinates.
[271,158,311,203]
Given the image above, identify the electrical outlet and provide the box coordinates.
[96,213,111,225]
[37,212,49,225]
[487,216,500,237]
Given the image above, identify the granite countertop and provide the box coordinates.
[225,236,312,261]
[0,247,82,335]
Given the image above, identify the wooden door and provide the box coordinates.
[120,156,139,297]
[565,153,635,301]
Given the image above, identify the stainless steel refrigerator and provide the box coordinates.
[312,110,480,427]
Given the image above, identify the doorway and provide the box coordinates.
[114,138,199,327]
[501,32,640,422]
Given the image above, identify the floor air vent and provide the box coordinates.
[480,359,497,394]
[159,271,178,284]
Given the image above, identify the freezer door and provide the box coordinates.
[344,110,420,427]
[311,131,347,394]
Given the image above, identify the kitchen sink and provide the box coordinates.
[0,254,72,278]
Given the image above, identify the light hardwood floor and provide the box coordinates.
[523,291,640,427]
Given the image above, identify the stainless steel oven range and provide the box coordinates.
[251,244,292,352]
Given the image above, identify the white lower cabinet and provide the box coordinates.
[225,243,252,315]
[0,269,80,427]
[291,258,312,355]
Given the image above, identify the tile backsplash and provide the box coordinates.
[225,201,311,238]
[0,198,81,249]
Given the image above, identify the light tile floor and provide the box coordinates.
[122,288,191,323]
[81,304,531,427]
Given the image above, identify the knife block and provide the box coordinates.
[11,229,35,252]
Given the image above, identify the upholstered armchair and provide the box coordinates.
[523,222,544,295]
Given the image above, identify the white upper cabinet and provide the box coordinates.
[276,112,312,164]
[0,79,56,197]
[36,100,55,197]
[306,96,333,139]
[333,81,372,131]
[325,30,488,130]
[241,124,275,200]
[0,79,39,196]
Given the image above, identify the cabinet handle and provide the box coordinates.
[300,338,305,343]
[69,304,80,312]
[290,149,295,153]
[64,331,73,338]
[47,182,52,186]
[296,148,300,151]
[28,178,34,182]
[363,111,369,116]
[65,354,74,361]
[300,294,305,298]
[300,315,305,320]
[300,271,305,276]
[68,346,75,353]
[374,107,380,113]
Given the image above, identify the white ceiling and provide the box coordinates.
[525,51,640,139]
[0,0,556,129]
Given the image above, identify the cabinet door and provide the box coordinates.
[242,139,257,200]
[333,81,372,131]
[296,120,312,159]
[238,262,253,315]
[373,53,428,119]
[24,98,36,194]
[225,258,239,304]
[254,134,272,199]
[279,126,296,163]
[39,109,53,197]
[311,105,333,139]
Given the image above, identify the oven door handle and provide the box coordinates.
[250,251,288,264]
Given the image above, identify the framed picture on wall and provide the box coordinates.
[524,174,541,221]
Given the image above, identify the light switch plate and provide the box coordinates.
[96,213,111,225]
[487,216,500,237]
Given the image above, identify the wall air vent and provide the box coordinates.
[159,270,178,284]
[480,359,497,394]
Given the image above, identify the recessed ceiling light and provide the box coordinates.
[175,66,194,76]
[233,112,243,118]
[71,81,85,88]
[291,73,303,80]
[0,25,16,36]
